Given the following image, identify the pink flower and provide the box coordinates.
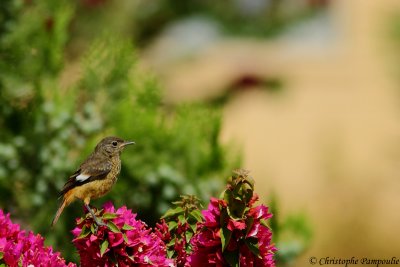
[72,202,174,267]
[201,198,221,228]
[0,209,75,267]
[156,219,191,267]
[227,219,246,231]
[155,195,204,267]
[188,194,276,267]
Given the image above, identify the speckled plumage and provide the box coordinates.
[51,136,134,226]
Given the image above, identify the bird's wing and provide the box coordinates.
[59,156,112,196]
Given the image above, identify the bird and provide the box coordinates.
[51,136,135,227]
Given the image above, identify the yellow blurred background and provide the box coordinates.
[141,0,400,265]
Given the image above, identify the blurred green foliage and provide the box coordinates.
[269,195,313,266]
[77,35,237,223]
[0,0,237,261]
[68,0,325,50]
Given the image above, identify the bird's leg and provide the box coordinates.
[84,203,107,227]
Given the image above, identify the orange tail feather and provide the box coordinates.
[51,191,74,227]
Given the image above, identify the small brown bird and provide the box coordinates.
[51,136,135,226]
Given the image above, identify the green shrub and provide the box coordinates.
[0,0,237,261]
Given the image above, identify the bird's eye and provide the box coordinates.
[112,141,118,147]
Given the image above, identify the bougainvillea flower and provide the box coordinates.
[72,202,174,267]
[188,179,276,267]
[189,197,276,266]
[0,209,75,267]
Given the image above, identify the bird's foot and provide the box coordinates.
[93,216,108,228]
[85,203,109,229]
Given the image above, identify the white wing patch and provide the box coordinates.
[76,173,90,182]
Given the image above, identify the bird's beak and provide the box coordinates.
[121,141,135,147]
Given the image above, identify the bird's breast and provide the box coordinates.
[73,157,122,200]
[109,156,121,183]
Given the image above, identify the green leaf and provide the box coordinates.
[90,223,96,234]
[77,225,91,239]
[224,250,239,267]
[178,214,187,224]
[100,239,109,257]
[245,217,254,236]
[189,222,197,233]
[122,223,134,231]
[224,190,232,205]
[168,221,178,232]
[0,251,3,260]
[167,239,176,247]
[220,209,228,227]
[188,209,203,222]
[229,201,246,219]
[123,233,129,243]
[245,237,260,258]
[107,221,121,233]
[260,219,269,228]
[102,212,118,220]
[219,189,227,200]
[161,207,184,220]
[220,227,232,252]
[244,190,253,203]
[185,231,193,243]
[167,249,174,258]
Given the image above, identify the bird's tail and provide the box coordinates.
[51,191,73,227]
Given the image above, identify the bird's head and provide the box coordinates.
[96,136,135,156]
